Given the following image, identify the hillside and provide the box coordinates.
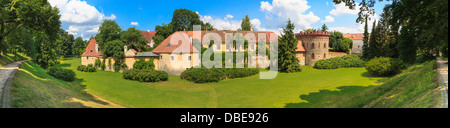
[286,61,440,108]
[10,61,122,108]
[0,53,29,67]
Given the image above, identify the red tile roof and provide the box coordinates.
[152,32,200,53]
[141,30,156,43]
[81,38,102,57]
[343,33,368,40]
[296,40,306,52]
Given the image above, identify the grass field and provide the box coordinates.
[10,61,123,108]
[285,61,440,108]
[0,53,29,67]
[57,57,383,108]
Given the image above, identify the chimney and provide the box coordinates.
[95,44,99,52]
[124,46,128,53]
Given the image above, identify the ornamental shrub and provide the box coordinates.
[77,64,97,72]
[47,67,76,82]
[133,58,155,70]
[365,57,407,76]
[314,55,365,69]
[94,58,101,68]
[122,69,169,82]
[180,67,259,83]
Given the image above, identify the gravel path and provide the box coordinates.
[1,60,27,108]
[437,57,448,108]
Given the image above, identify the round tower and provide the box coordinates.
[295,31,331,66]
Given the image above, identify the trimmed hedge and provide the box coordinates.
[314,55,366,69]
[47,67,76,82]
[123,69,169,82]
[365,57,407,76]
[77,64,97,72]
[180,67,260,83]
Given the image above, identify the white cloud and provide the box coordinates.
[131,22,139,26]
[329,3,360,16]
[326,2,329,6]
[259,0,320,31]
[224,14,234,20]
[322,16,335,23]
[48,0,116,40]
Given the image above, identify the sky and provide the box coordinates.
[47,0,392,40]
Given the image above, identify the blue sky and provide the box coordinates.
[48,0,392,40]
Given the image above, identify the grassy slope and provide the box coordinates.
[61,57,381,108]
[11,61,122,108]
[0,53,29,67]
[286,61,440,108]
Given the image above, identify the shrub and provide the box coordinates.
[77,64,97,72]
[122,69,169,82]
[180,67,259,83]
[133,58,155,70]
[47,67,76,82]
[100,59,106,70]
[314,55,365,69]
[365,57,407,76]
[94,58,101,68]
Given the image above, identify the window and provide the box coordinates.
[324,53,327,59]
[312,43,315,49]
[86,56,89,60]
[324,43,327,48]
[312,53,315,59]
[188,56,192,61]
[170,56,174,61]
[160,55,162,60]
[217,44,221,50]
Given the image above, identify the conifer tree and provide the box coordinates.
[278,19,302,73]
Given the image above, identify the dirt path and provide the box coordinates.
[437,57,448,108]
[1,60,27,108]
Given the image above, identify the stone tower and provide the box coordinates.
[295,31,331,66]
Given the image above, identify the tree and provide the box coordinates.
[121,27,148,50]
[56,29,74,57]
[153,23,174,47]
[241,15,252,31]
[362,16,370,59]
[303,28,317,32]
[367,21,378,59]
[278,19,302,73]
[95,20,122,50]
[103,39,125,60]
[321,24,328,32]
[72,37,86,57]
[0,0,61,56]
[171,9,203,31]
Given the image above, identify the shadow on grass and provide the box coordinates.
[284,85,376,108]
[69,77,111,106]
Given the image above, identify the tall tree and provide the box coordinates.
[95,20,122,50]
[0,0,61,56]
[278,19,302,73]
[121,27,148,50]
[241,15,252,31]
[321,24,328,32]
[56,29,74,57]
[367,21,378,59]
[72,37,86,57]
[171,9,203,31]
[362,16,370,59]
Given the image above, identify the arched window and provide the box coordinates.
[312,53,315,59]
[312,43,315,49]
[324,43,327,48]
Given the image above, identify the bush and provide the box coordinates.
[94,58,101,68]
[365,57,407,76]
[133,58,155,70]
[47,67,76,82]
[314,55,365,69]
[122,69,169,82]
[180,67,260,83]
[77,64,97,72]
[100,59,106,70]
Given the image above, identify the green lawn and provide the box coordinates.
[11,61,123,108]
[59,57,382,108]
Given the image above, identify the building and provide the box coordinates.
[141,30,157,47]
[343,33,367,54]
[295,31,331,66]
[81,30,340,75]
